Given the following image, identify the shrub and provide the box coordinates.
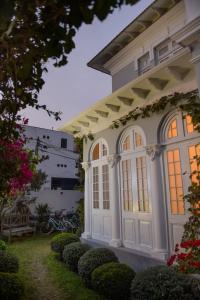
[0,272,24,300]
[0,251,19,273]
[91,262,135,300]
[0,240,7,251]
[130,265,200,300]
[63,242,91,272]
[78,247,118,286]
[51,233,79,257]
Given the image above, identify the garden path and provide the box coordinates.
[9,235,101,300]
[9,236,64,300]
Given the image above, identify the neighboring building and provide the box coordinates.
[24,126,83,212]
[60,0,200,262]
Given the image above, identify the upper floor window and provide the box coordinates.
[61,138,67,148]
[138,52,150,75]
[154,39,183,65]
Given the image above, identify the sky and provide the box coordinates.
[23,0,153,130]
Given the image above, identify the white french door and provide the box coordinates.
[91,162,111,242]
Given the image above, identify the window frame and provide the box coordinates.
[119,126,150,213]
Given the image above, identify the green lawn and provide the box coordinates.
[8,235,102,300]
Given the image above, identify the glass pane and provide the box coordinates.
[186,115,194,134]
[136,156,149,212]
[102,144,107,156]
[167,119,178,139]
[92,144,99,160]
[167,149,184,215]
[122,159,133,211]
[135,132,143,147]
[123,135,131,151]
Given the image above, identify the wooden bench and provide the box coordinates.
[1,210,35,237]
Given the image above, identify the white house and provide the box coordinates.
[24,126,83,212]
[60,0,200,261]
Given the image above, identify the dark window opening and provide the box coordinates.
[61,138,67,148]
[51,177,79,190]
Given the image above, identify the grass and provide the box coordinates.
[8,234,102,300]
[45,252,102,300]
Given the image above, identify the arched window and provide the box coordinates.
[120,126,149,213]
[90,139,109,210]
[161,111,199,216]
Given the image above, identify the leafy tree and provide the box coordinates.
[0,0,139,202]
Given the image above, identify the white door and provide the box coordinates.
[91,162,112,242]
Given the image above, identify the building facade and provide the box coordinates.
[61,0,200,260]
[24,126,83,212]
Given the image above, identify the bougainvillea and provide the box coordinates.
[167,241,200,274]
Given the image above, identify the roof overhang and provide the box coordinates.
[87,0,181,74]
[60,48,196,137]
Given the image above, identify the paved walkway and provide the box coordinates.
[83,238,165,272]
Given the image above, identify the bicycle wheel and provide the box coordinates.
[40,221,53,234]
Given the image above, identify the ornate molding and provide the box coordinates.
[107,154,120,167]
[81,161,91,171]
[145,144,163,161]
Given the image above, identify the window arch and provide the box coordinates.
[91,139,108,161]
[119,126,149,213]
[90,139,110,210]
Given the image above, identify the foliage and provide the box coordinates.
[0,272,24,300]
[76,198,84,235]
[29,170,47,192]
[0,239,7,251]
[130,265,200,300]
[0,250,19,273]
[63,242,91,272]
[111,90,199,129]
[167,241,200,274]
[91,262,135,300]
[78,247,118,287]
[51,232,79,257]
[35,203,51,225]
[0,0,139,225]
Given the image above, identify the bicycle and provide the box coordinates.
[40,209,76,234]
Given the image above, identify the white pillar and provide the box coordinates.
[81,161,91,239]
[146,145,168,259]
[107,154,122,247]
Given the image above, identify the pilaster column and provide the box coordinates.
[81,161,91,239]
[107,154,122,247]
[145,144,168,258]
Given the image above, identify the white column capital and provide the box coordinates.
[107,154,120,168]
[81,161,91,171]
[145,144,163,161]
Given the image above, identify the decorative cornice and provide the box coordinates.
[107,154,121,167]
[145,144,163,161]
[81,161,91,171]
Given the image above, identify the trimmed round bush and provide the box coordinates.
[0,272,24,300]
[63,242,91,272]
[51,233,79,257]
[78,247,118,286]
[92,262,135,300]
[131,265,200,300]
[0,251,19,273]
[0,240,7,251]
